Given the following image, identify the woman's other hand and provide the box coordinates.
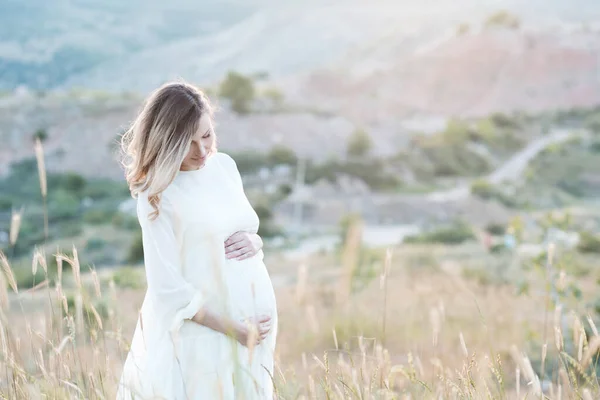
[234,315,272,347]
[224,231,263,260]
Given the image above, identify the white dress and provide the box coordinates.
[117,152,278,400]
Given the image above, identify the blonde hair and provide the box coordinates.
[121,81,215,219]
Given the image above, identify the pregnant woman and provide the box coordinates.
[116,82,277,399]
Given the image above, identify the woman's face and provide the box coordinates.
[180,114,215,171]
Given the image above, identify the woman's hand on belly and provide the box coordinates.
[234,315,273,347]
[224,231,263,261]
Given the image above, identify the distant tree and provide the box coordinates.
[470,179,495,199]
[347,128,373,157]
[219,71,255,114]
[263,87,285,109]
[252,71,270,81]
[127,233,145,264]
[485,10,520,29]
[63,173,87,193]
[578,231,600,254]
[585,112,600,134]
[457,23,470,36]
[33,129,48,142]
[476,118,496,140]
[490,112,520,130]
[202,86,216,98]
[267,145,297,166]
[442,119,471,144]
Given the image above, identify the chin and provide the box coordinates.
[193,159,206,169]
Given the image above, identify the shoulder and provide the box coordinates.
[213,152,238,171]
[136,190,175,220]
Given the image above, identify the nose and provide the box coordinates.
[199,144,207,157]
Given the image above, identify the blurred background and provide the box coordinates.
[1,0,600,398]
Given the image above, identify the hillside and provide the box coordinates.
[3,0,599,93]
[283,26,600,120]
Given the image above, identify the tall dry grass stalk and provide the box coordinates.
[32,247,47,276]
[380,248,392,346]
[337,219,362,305]
[0,250,18,294]
[34,137,48,240]
[295,264,308,305]
[9,208,22,249]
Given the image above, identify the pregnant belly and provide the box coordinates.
[221,254,277,321]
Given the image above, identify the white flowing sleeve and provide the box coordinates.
[137,193,203,334]
[218,153,244,189]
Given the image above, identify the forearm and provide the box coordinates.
[191,308,238,337]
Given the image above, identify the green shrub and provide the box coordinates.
[49,173,86,195]
[13,265,49,290]
[267,145,297,166]
[127,233,144,264]
[577,232,600,254]
[471,179,495,198]
[485,10,520,29]
[347,129,373,158]
[254,204,273,221]
[262,87,284,108]
[229,151,268,175]
[456,23,470,35]
[12,252,71,289]
[305,159,401,191]
[219,71,255,114]
[85,238,107,252]
[490,112,520,130]
[425,145,491,177]
[404,222,475,245]
[112,267,145,289]
[0,196,12,210]
[112,212,139,230]
[470,180,518,207]
[83,208,117,225]
[48,190,80,219]
[584,112,600,134]
[55,221,83,238]
[258,223,283,239]
[63,293,110,330]
[485,222,506,236]
[83,179,130,200]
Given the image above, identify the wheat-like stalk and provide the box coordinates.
[34,137,49,240]
[0,272,9,311]
[337,218,362,305]
[295,263,308,305]
[91,269,101,298]
[459,333,468,358]
[32,246,47,276]
[0,250,18,293]
[9,208,22,247]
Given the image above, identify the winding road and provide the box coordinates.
[426,129,581,202]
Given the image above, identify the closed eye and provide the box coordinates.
[202,129,212,139]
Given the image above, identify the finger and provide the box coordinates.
[225,240,246,252]
[257,315,271,324]
[259,326,271,336]
[236,251,255,261]
[226,248,244,258]
[226,241,248,253]
[224,232,245,246]
[227,248,248,259]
